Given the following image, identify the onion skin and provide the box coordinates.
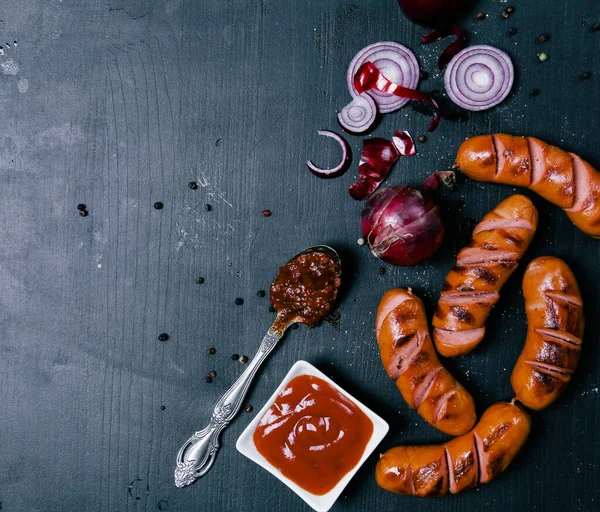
[397,0,472,28]
[361,184,444,267]
[354,62,440,132]
[349,131,416,200]
[422,25,467,71]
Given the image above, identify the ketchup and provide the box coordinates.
[253,374,373,495]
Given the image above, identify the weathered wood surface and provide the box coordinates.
[0,0,599,510]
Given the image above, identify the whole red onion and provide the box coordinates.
[361,173,454,266]
[397,0,472,27]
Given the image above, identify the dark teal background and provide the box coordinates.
[0,1,599,511]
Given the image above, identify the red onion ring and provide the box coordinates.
[306,129,351,179]
[444,45,514,111]
[338,93,377,134]
[347,42,419,114]
[355,62,440,132]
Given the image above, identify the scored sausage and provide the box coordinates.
[511,257,584,410]
[376,401,531,497]
[432,194,538,357]
[456,134,600,238]
[376,289,476,436]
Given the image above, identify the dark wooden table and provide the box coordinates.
[1,1,599,511]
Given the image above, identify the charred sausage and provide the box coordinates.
[433,194,538,357]
[511,257,584,410]
[456,134,600,238]
[376,289,476,436]
[376,401,531,497]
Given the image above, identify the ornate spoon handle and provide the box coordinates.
[174,329,282,487]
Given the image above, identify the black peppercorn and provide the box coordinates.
[419,70,429,80]
[195,277,205,284]
[530,88,540,96]
[206,347,216,355]
[377,266,385,275]
[245,405,253,413]
[79,209,88,217]
[256,290,266,297]
[475,12,486,20]
[205,376,213,383]
[234,298,244,306]
[240,355,248,364]
[538,33,550,42]
[231,353,239,360]
[581,72,591,80]
[262,209,271,217]
[160,405,166,410]
[188,181,198,190]
[77,204,86,211]
[507,27,517,36]
[268,305,276,313]
[203,204,212,211]
[591,23,600,33]
[153,202,163,210]
[418,135,427,143]
[158,333,169,342]
[209,370,217,378]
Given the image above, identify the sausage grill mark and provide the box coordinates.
[394,333,416,349]
[451,306,476,324]
[481,422,511,451]
[501,231,524,247]
[524,286,583,386]
[432,195,537,356]
[472,267,497,284]
[377,290,476,435]
[377,404,530,497]
[458,134,600,238]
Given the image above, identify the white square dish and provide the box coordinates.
[236,360,389,512]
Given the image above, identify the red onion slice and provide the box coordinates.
[444,45,514,111]
[306,129,351,179]
[347,42,419,114]
[337,93,377,134]
[354,62,440,132]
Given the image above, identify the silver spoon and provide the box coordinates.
[174,245,341,488]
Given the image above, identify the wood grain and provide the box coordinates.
[0,0,598,511]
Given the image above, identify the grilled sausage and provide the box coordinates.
[511,257,584,410]
[376,401,531,497]
[376,289,476,436]
[456,134,600,238]
[433,195,538,357]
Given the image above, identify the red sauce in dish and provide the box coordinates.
[253,374,373,496]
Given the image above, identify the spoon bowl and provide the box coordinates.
[270,245,342,332]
